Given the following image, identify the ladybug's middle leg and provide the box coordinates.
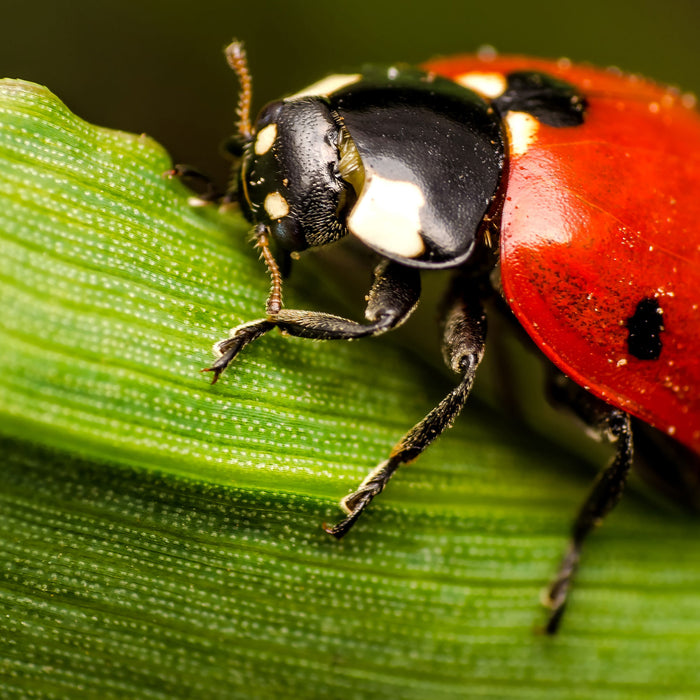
[325,274,487,538]
[543,372,634,633]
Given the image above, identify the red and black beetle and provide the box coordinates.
[204,43,700,632]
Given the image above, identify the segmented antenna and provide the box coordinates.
[254,223,283,315]
[226,43,283,313]
[225,39,253,143]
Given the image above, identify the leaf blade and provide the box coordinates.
[1,79,700,699]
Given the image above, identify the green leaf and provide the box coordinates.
[1,79,700,699]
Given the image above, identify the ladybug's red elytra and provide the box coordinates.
[202,42,700,633]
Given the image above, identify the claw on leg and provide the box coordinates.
[542,541,580,634]
[203,319,276,383]
[324,461,390,539]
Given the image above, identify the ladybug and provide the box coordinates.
[204,42,700,632]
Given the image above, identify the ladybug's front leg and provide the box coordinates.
[205,259,420,382]
[325,275,487,538]
[543,374,634,633]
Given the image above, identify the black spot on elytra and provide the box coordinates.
[493,71,587,127]
[626,297,664,360]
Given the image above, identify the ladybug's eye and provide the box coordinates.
[269,216,304,251]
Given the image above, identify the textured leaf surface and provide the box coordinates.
[1,79,700,699]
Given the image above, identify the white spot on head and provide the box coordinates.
[264,191,289,220]
[456,72,507,99]
[505,111,540,157]
[254,123,277,155]
[387,66,399,80]
[347,174,426,258]
[287,74,362,100]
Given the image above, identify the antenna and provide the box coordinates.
[254,223,283,315]
[225,40,254,144]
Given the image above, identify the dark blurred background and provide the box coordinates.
[2,0,698,186]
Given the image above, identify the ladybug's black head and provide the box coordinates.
[238,96,356,253]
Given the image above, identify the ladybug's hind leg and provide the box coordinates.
[325,274,487,538]
[543,372,634,633]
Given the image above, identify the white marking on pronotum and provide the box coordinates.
[264,191,290,220]
[505,111,540,157]
[347,174,426,258]
[287,73,362,100]
[455,71,508,99]
[254,123,277,155]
